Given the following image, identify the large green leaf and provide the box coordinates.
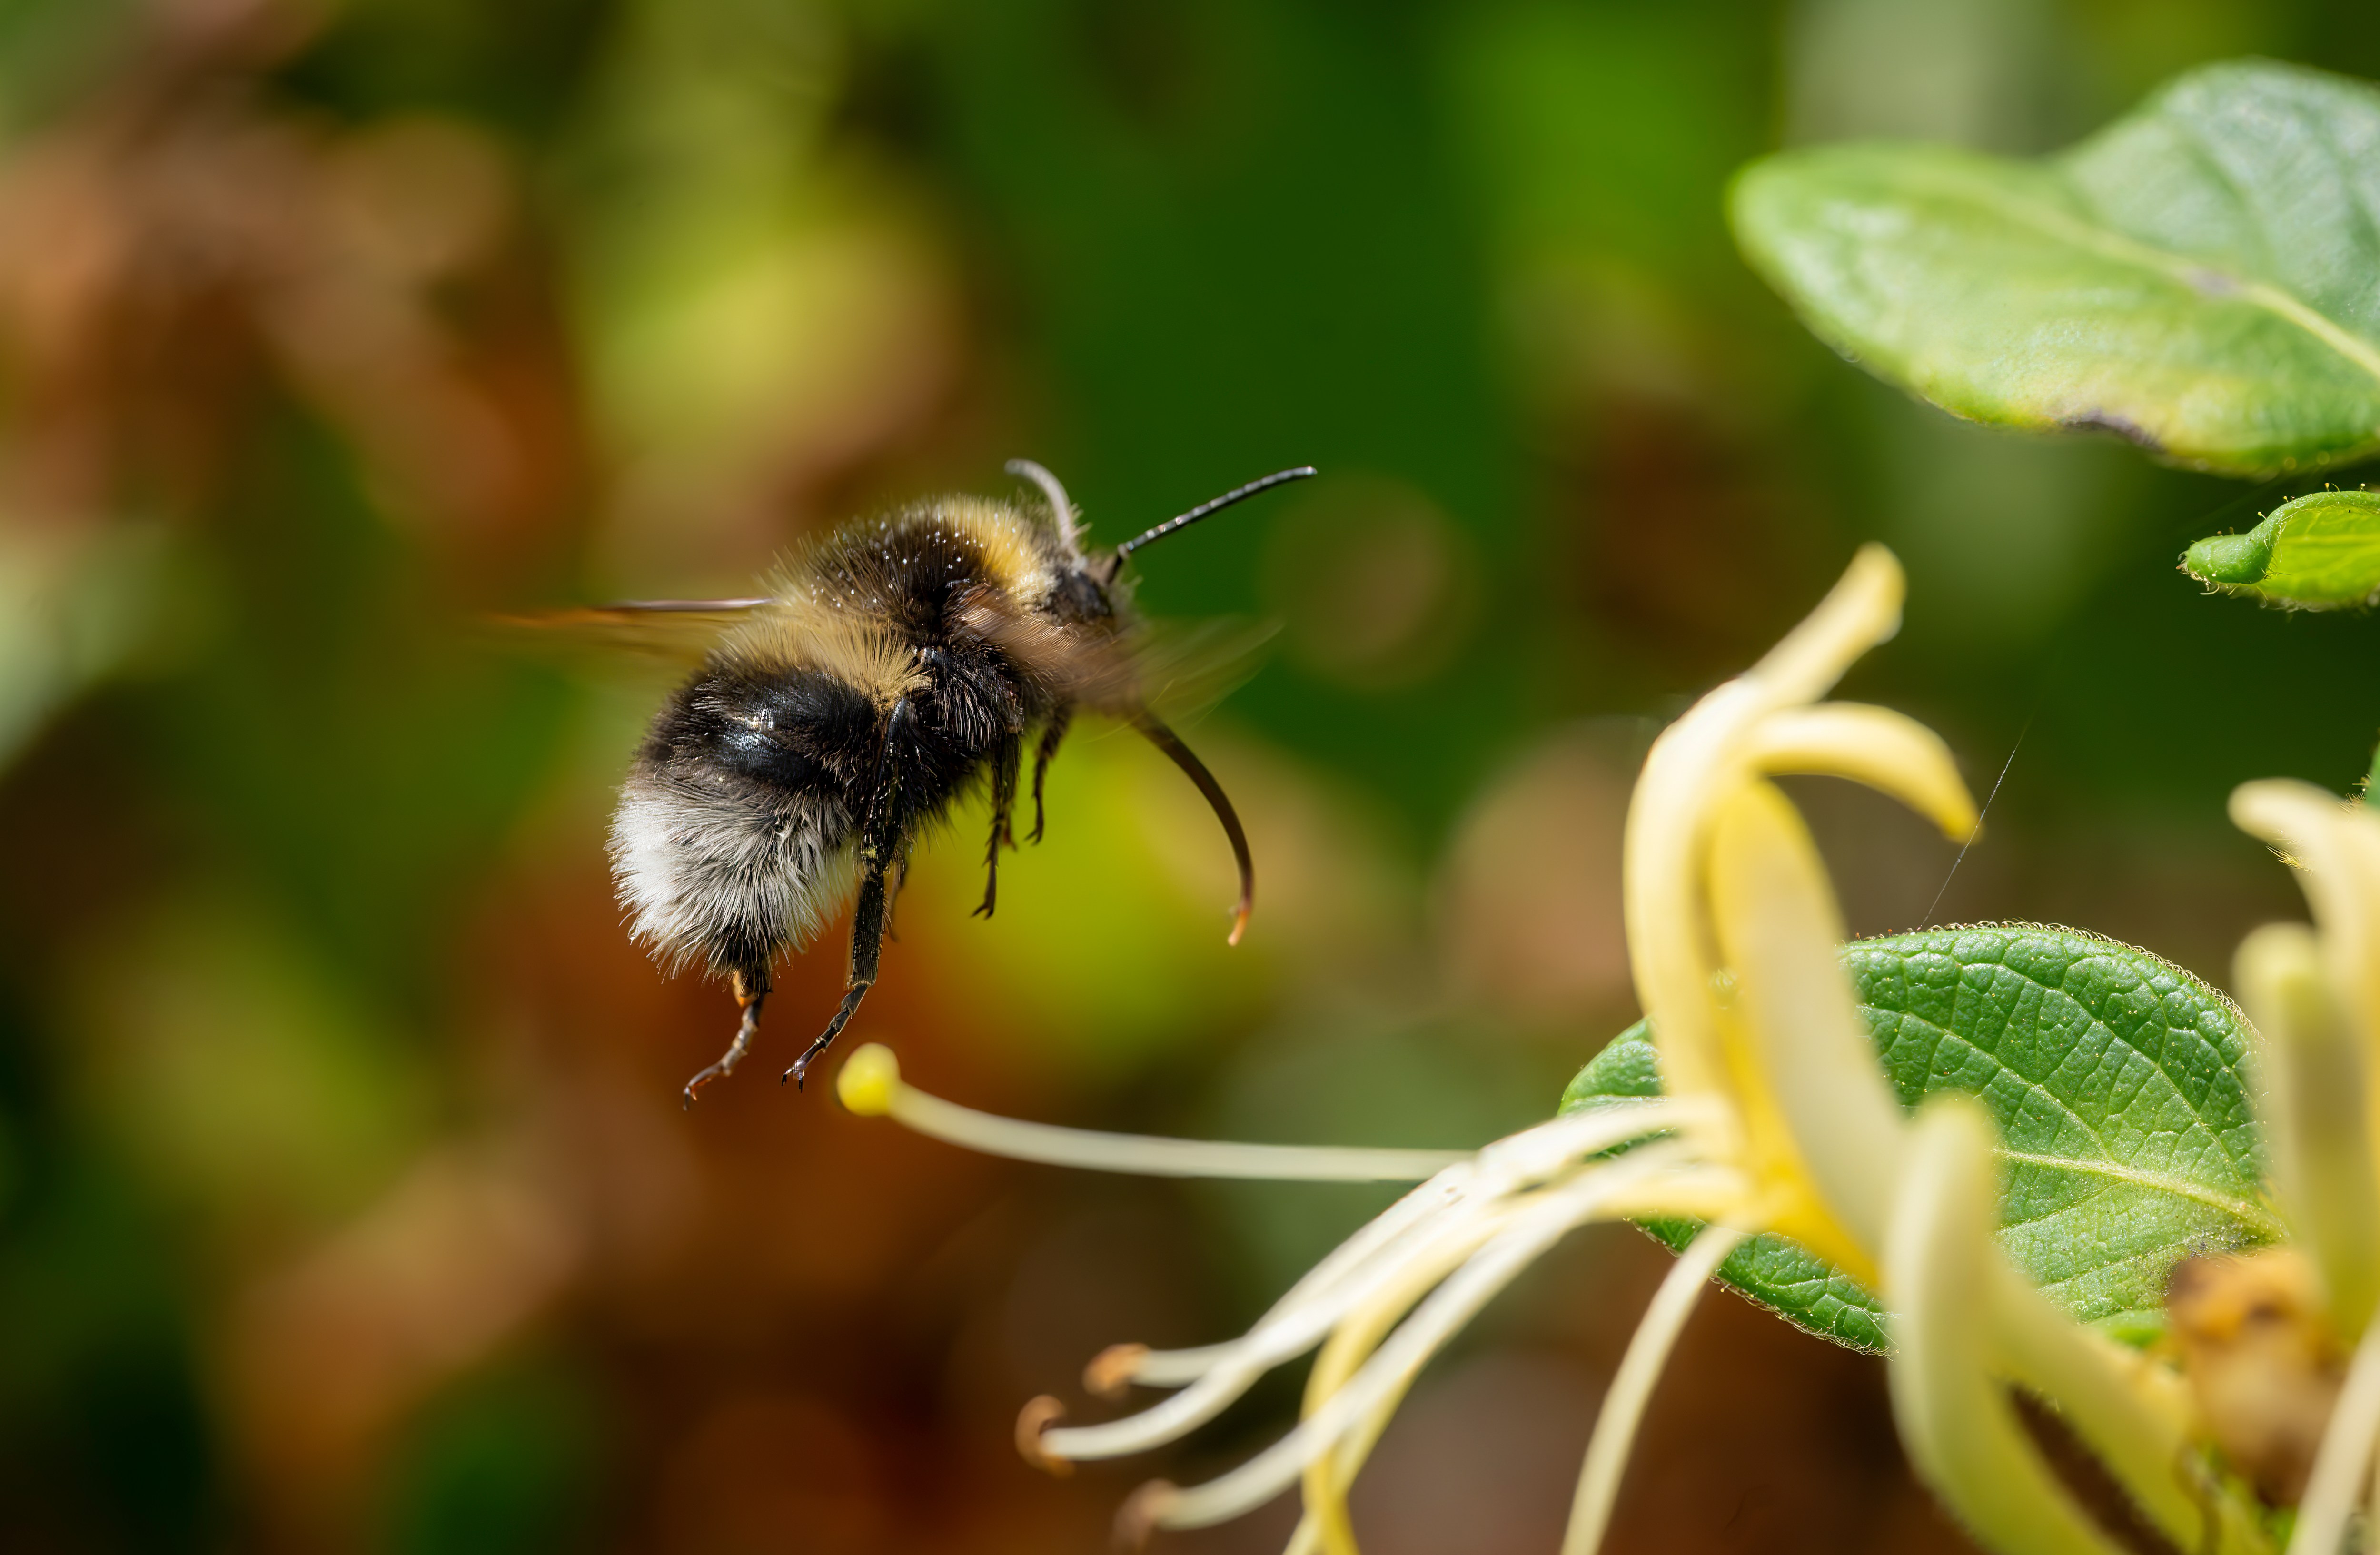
[2184,489,2380,608]
[1731,59,2380,478]
[1562,924,2277,1353]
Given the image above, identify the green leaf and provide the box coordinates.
[1562,924,2277,1352]
[2183,489,2380,608]
[1731,59,2380,478]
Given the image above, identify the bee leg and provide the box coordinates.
[976,732,1021,918]
[883,855,908,942]
[682,967,769,1108]
[789,700,912,1089]
[1027,704,1071,844]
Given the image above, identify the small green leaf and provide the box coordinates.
[1563,924,2276,1352]
[2183,489,2380,608]
[1731,59,2380,477]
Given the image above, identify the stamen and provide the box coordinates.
[1091,1184,1487,1392]
[1015,1395,1071,1476]
[1084,1344,1149,1400]
[836,1044,1468,1180]
[2288,1316,2380,1555]
[1035,1107,1706,1461]
[1115,1481,1180,1552]
[1039,1201,1528,1462]
[1291,1209,1499,1554]
[1145,1146,1691,1531]
[1561,1225,1745,1555]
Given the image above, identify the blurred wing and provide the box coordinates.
[1128,616,1279,723]
[482,598,773,672]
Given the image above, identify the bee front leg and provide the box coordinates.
[1028,704,1071,844]
[976,732,1021,918]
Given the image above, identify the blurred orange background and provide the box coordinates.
[3,1,2377,1551]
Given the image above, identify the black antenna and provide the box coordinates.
[1112,466,1316,567]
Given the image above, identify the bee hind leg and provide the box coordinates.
[683,968,769,1108]
[785,981,873,1091]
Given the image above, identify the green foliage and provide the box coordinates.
[2185,489,2380,608]
[1733,59,2380,478]
[1563,924,2276,1352]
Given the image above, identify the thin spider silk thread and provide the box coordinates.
[1920,711,2032,928]
[1914,457,2342,924]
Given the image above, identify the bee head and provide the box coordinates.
[1052,563,1117,623]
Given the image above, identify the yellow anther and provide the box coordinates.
[836,1043,901,1116]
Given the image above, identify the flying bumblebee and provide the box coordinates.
[563,461,1312,1104]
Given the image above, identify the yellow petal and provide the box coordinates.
[1624,676,1758,1111]
[1993,1248,2263,1555]
[1623,545,1910,1118]
[2231,779,2380,1042]
[1884,1097,2126,1555]
[1744,542,1906,705]
[1744,703,1978,842]
[2231,780,2380,1259]
[1705,778,1905,1274]
[2237,921,2380,1339]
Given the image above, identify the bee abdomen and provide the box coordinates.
[608,663,876,977]
[610,778,856,975]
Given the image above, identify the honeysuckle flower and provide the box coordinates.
[2230,781,2380,1555]
[834,545,2256,1555]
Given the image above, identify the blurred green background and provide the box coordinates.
[1,1,2375,1551]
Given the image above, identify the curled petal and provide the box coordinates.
[1885,1097,2125,1555]
[1625,544,1908,1117]
[2237,922,2380,1339]
[1743,702,1978,842]
[1746,542,1908,706]
[1706,779,1906,1274]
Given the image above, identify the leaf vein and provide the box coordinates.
[1993,1149,2282,1239]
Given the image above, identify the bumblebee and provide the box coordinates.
[594,461,1311,1103]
